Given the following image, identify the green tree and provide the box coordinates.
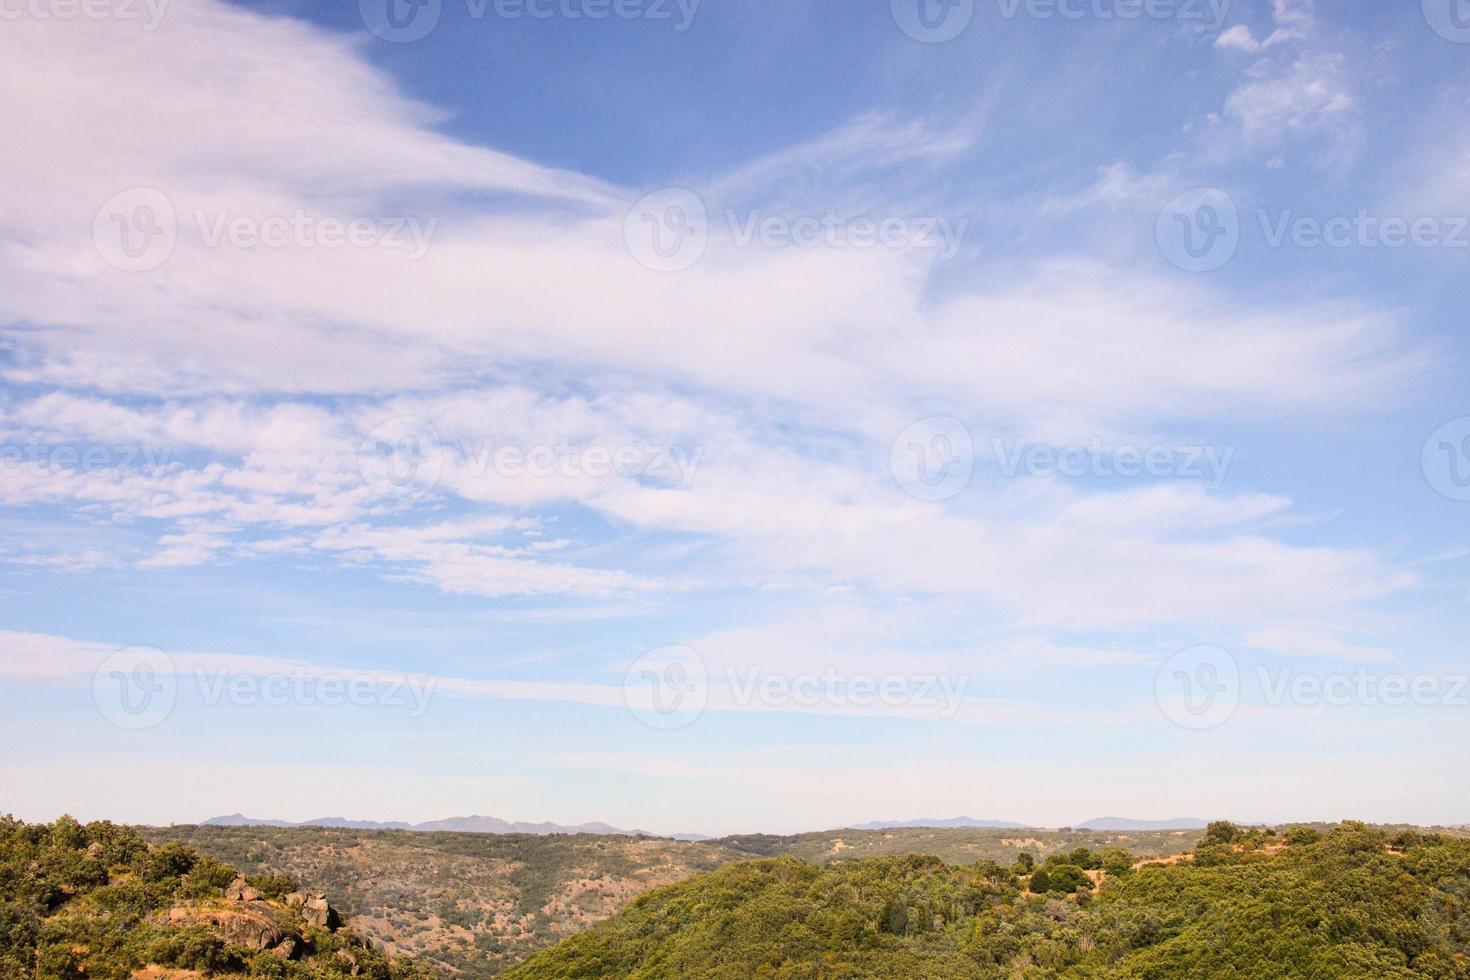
[1099,847,1134,878]
[1202,820,1241,845]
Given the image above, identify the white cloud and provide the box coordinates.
[0,0,1411,428]
[1225,52,1356,148]
[1208,0,1360,166]
[1215,25,1261,53]
[136,529,234,568]
[0,0,1430,650]
[312,519,662,599]
[0,628,1133,728]
[1242,628,1397,664]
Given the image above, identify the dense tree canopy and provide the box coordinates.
[508,822,1470,979]
[0,815,435,980]
[7,817,1469,978]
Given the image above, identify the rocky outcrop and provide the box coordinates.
[286,890,342,930]
[160,875,340,958]
[166,904,285,952]
[224,876,262,902]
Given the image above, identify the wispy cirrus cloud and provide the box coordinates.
[0,0,1442,704]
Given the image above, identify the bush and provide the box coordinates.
[1285,826,1323,847]
[143,842,196,882]
[1202,820,1241,846]
[141,925,245,973]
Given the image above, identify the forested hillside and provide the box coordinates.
[137,824,746,975]
[140,823,1203,976]
[508,822,1470,979]
[0,816,434,979]
[10,817,1470,978]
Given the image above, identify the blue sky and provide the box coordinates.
[1,0,1468,834]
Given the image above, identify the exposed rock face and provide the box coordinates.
[286,890,342,930]
[162,878,327,955]
[166,905,285,951]
[225,876,262,902]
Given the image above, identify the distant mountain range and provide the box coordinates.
[845,816,1213,832]
[202,813,657,837]
[844,817,1029,831]
[201,812,1212,838]
[1076,816,1210,831]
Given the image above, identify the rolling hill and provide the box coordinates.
[0,815,434,979]
[141,823,1206,976]
[507,822,1470,978]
